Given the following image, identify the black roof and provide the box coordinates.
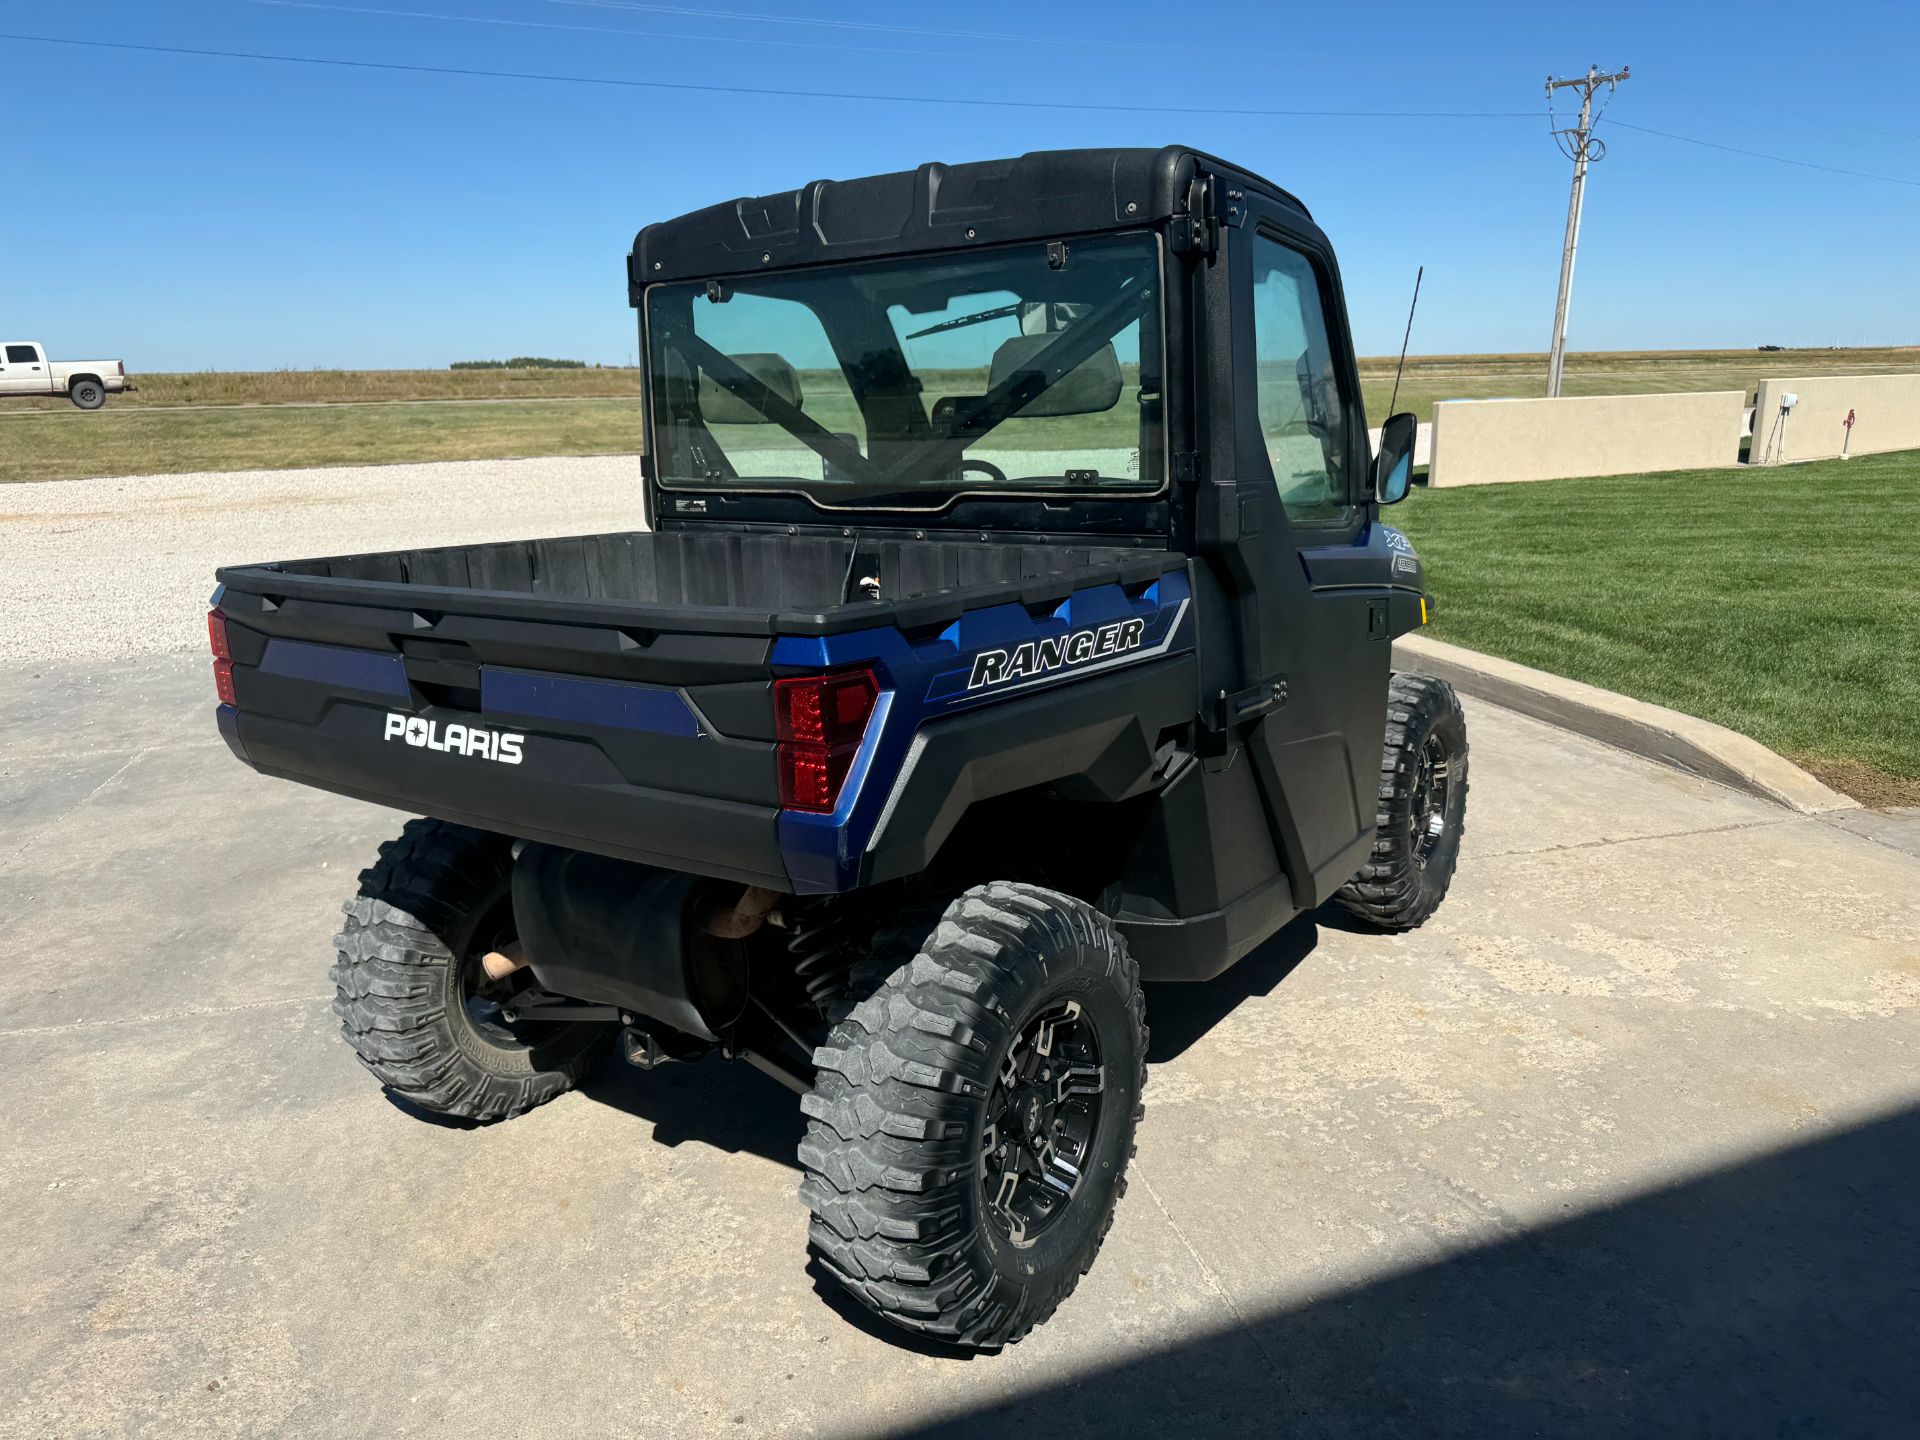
[628,146,1308,298]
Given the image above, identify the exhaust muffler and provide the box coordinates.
[507,844,756,1042]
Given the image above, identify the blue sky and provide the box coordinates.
[4,0,1917,371]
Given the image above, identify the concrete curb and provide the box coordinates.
[1392,633,1860,815]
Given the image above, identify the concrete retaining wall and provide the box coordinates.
[1367,421,1432,468]
[1749,374,1920,465]
[1428,391,1746,487]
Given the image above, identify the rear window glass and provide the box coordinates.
[645,233,1163,508]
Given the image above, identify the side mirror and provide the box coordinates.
[1373,411,1418,504]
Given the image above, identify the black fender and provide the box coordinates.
[861,656,1198,886]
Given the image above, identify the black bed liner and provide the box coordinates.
[217,529,1181,639]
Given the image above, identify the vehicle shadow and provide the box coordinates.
[578,1048,806,1170]
[883,1104,1920,1437]
[1143,910,1321,1063]
[380,1091,486,1130]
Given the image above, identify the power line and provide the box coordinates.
[1601,118,1920,189]
[14,27,1915,194]
[238,0,1016,63]
[549,0,1217,55]
[0,32,1539,118]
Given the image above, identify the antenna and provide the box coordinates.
[1386,265,1424,417]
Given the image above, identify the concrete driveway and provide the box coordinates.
[3,652,1916,1438]
[3,461,1917,1436]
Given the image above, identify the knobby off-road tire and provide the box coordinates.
[799,882,1147,1350]
[69,379,106,410]
[1336,671,1470,931]
[331,818,614,1122]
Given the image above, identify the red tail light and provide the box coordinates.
[774,668,878,813]
[208,608,235,704]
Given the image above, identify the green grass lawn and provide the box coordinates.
[1395,449,1920,805]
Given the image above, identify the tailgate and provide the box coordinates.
[211,578,791,888]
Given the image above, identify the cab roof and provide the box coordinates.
[628,145,1308,299]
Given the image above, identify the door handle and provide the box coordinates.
[1211,677,1289,729]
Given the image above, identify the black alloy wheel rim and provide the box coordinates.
[1409,732,1453,867]
[980,998,1106,1247]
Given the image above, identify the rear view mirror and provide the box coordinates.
[1374,411,1418,504]
[986,335,1123,418]
[699,353,803,425]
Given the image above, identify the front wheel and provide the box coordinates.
[799,882,1146,1350]
[1336,672,1470,931]
[69,380,106,410]
[330,818,616,1121]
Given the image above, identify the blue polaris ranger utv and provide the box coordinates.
[208,147,1467,1349]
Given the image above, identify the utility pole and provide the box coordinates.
[1544,64,1629,398]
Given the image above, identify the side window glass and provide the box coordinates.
[4,345,37,364]
[1250,238,1352,524]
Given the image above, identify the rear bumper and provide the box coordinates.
[228,675,791,890]
[226,693,791,890]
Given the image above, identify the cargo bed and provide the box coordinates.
[212,529,1190,892]
[221,529,1172,636]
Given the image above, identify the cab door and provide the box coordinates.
[1200,198,1389,908]
[0,343,51,394]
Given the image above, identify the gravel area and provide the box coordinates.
[0,456,646,666]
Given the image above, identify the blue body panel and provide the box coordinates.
[1297,520,1423,590]
[482,668,703,739]
[259,637,409,698]
[256,637,705,737]
[773,568,1195,894]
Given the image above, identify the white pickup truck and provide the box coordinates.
[0,341,134,409]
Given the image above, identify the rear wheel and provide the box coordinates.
[69,379,106,410]
[799,882,1146,1350]
[1336,672,1469,931]
[330,818,616,1121]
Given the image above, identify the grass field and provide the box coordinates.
[5,346,1918,484]
[1,365,642,409]
[1395,449,1920,806]
[0,398,640,482]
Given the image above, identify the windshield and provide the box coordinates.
[644,233,1163,507]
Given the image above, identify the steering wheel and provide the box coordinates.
[959,458,1009,485]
